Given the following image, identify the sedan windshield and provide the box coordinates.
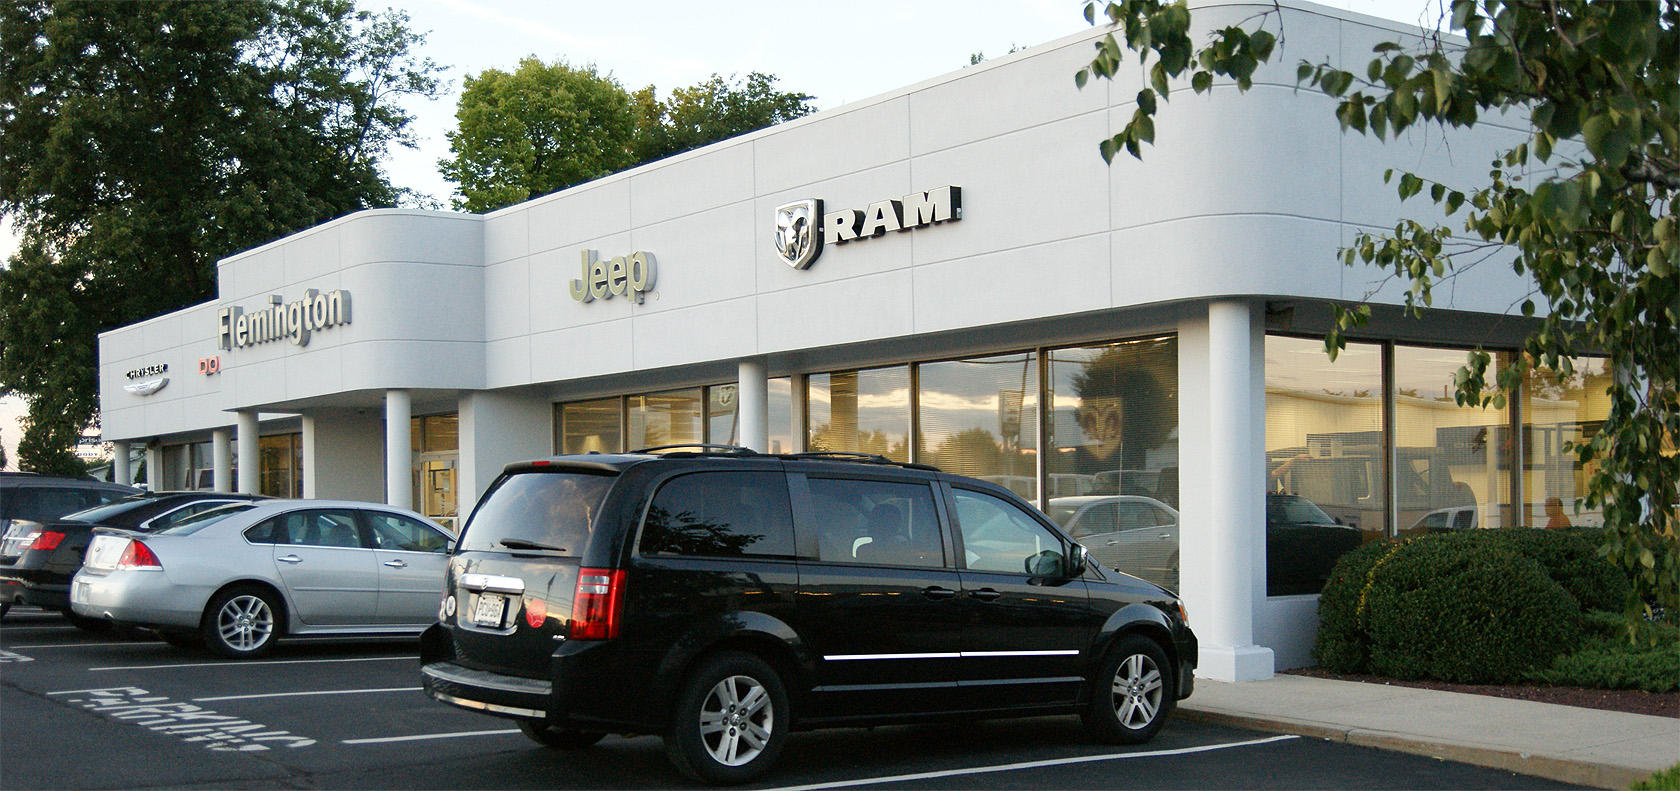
[152,503,257,535]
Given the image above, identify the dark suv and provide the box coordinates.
[420,449,1196,784]
[0,473,139,620]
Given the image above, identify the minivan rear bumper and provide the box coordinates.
[421,661,552,719]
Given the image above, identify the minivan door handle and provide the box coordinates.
[968,588,1002,602]
[276,554,302,564]
[921,586,957,600]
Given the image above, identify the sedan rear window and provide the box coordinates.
[152,503,256,535]
[458,472,614,555]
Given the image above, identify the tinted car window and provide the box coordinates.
[459,472,614,555]
[155,503,257,535]
[147,501,236,530]
[4,486,127,523]
[271,509,365,548]
[366,512,449,553]
[806,478,943,568]
[640,471,793,558]
[953,488,1064,574]
[59,495,158,525]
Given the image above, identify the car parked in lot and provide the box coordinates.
[1046,495,1181,591]
[420,447,1196,785]
[71,499,453,657]
[1,473,139,620]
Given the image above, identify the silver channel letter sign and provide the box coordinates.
[570,250,657,304]
[218,290,351,351]
[773,186,962,270]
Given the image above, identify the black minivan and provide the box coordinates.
[420,449,1195,784]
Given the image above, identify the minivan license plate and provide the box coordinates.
[472,593,506,628]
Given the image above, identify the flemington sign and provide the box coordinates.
[218,290,351,351]
[773,186,962,270]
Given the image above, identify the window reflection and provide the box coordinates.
[808,367,910,462]
[627,389,703,450]
[918,353,1039,502]
[1394,346,1515,533]
[1264,336,1382,595]
[560,398,621,454]
[1522,356,1611,528]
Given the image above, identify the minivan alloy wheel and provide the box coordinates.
[1111,653,1163,728]
[700,675,774,766]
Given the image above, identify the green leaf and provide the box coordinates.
[1075,69,1090,89]
[1192,70,1212,93]
[1582,114,1612,158]
[1150,62,1169,96]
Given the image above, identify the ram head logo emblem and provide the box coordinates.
[773,199,823,270]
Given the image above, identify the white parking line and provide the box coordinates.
[10,641,153,649]
[89,656,409,672]
[194,687,422,702]
[760,734,1301,791]
[342,728,520,744]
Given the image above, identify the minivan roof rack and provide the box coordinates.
[779,451,942,472]
[630,443,760,457]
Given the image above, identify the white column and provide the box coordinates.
[385,389,412,509]
[738,359,769,452]
[300,416,317,499]
[236,411,259,494]
[790,373,808,453]
[211,429,232,492]
[144,444,162,491]
[459,391,553,511]
[112,441,131,486]
[1199,300,1273,681]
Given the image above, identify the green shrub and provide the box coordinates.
[1631,763,1680,791]
[1527,611,1680,692]
[1456,528,1633,612]
[1315,533,1583,683]
[1312,539,1401,673]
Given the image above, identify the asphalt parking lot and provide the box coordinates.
[1,607,1582,790]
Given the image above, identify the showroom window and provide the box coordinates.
[808,366,911,462]
[258,433,303,498]
[556,379,792,453]
[917,353,1040,501]
[1393,345,1517,533]
[1521,355,1613,528]
[1045,337,1179,508]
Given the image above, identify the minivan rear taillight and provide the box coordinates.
[570,568,625,640]
[117,540,163,570]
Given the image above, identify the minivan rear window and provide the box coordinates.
[459,472,614,555]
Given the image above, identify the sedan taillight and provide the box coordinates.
[27,530,65,551]
[117,540,163,570]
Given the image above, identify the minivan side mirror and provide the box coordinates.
[1024,549,1068,578]
[1069,544,1090,577]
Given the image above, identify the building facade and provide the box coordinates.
[97,1,1608,680]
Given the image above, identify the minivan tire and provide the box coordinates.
[518,720,605,749]
[663,651,790,785]
[1082,634,1175,745]
[201,586,280,659]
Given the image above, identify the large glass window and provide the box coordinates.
[918,353,1040,502]
[707,385,739,446]
[640,471,795,558]
[1394,345,1516,533]
[560,398,622,454]
[1045,338,1178,508]
[1265,336,1387,542]
[768,377,793,454]
[808,367,910,462]
[258,434,302,498]
[1522,356,1612,528]
[627,389,703,450]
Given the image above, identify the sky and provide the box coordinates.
[0,0,1435,470]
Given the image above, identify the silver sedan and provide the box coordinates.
[70,499,453,658]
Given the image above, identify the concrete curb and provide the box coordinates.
[1179,707,1653,790]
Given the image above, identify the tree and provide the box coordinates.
[1078,0,1678,611]
[0,425,8,470]
[0,0,441,467]
[439,65,813,213]
[634,72,814,165]
[439,58,640,213]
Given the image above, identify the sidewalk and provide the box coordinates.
[1179,674,1679,789]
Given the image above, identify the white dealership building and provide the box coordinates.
[97,1,1609,680]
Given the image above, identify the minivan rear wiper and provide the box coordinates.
[498,538,568,553]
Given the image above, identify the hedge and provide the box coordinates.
[1312,529,1630,684]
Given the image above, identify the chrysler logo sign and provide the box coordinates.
[774,186,962,270]
[123,363,169,396]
